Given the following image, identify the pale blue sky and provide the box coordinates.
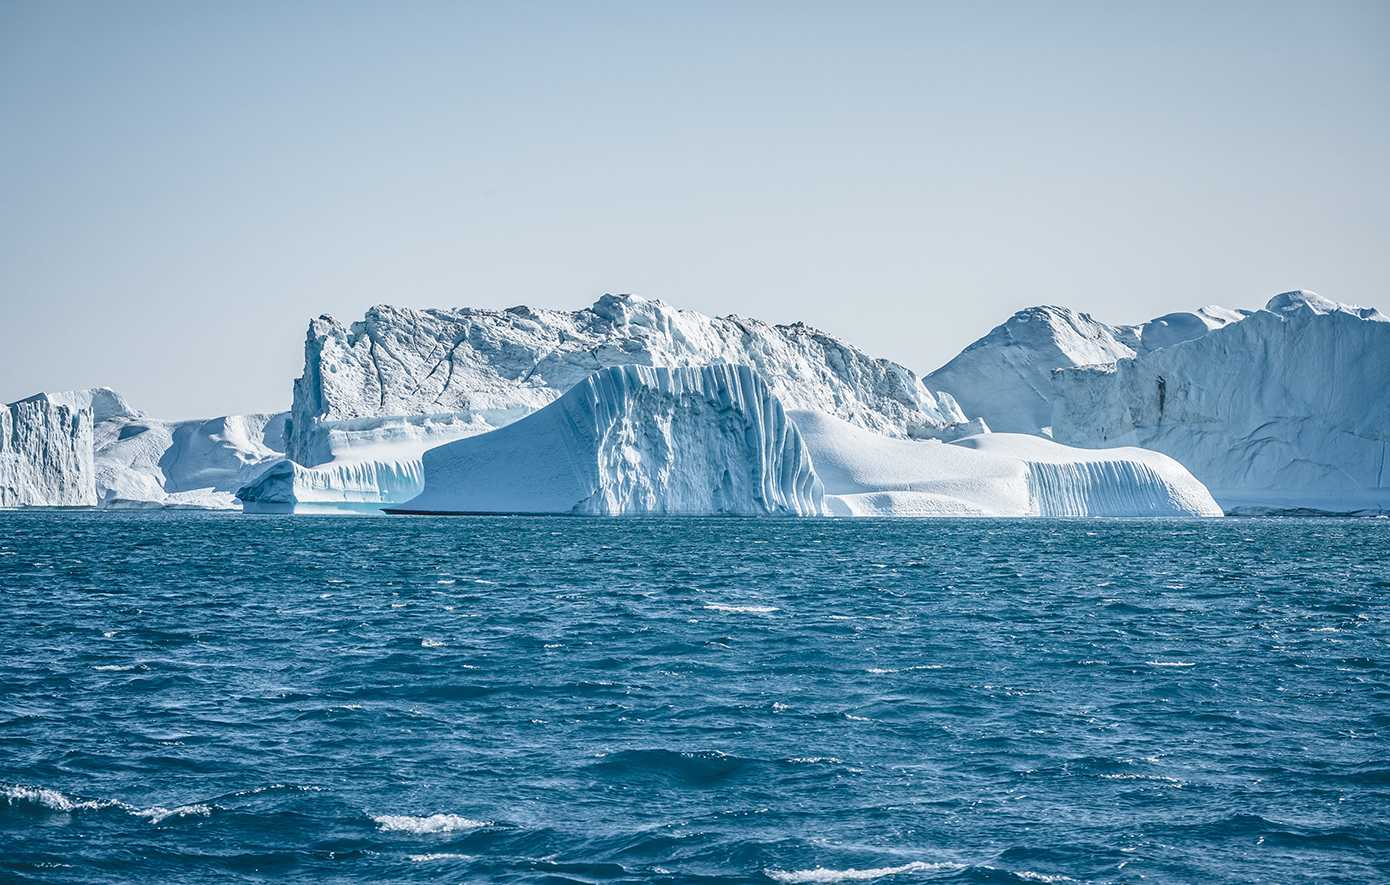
[2,1,1387,417]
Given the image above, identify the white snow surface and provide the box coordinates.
[1,393,96,507]
[392,364,824,516]
[288,294,973,468]
[1052,291,1390,515]
[926,304,1248,434]
[94,411,287,509]
[793,410,1221,517]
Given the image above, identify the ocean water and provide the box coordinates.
[1,513,1387,885]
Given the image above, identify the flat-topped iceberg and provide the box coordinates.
[793,410,1221,517]
[388,364,823,516]
[1053,291,1390,515]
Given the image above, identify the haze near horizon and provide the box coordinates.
[1,1,1386,418]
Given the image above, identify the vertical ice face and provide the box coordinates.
[1052,292,1390,515]
[391,364,824,516]
[286,295,973,467]
[0,394,96,508]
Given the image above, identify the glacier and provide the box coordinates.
[926,304,1247,435]
[1,393,96,508]
[257,293,980,510]
[1052,291,1390,516]
[389,364,823,516]
[793,410,1221,517]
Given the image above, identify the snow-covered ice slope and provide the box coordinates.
[288,294,974,468]
[952,433,1223,517]
[390,365,823,516]
[926,305,1247,435]
[790,410,1028,516]
[0,394,96,508]
[792,410,1220,517]
[95,410,287,509]
[1053,291,1390,515]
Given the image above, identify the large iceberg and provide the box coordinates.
[389,364,822,516]
[1052,291,1390,515]
[388,364,1218,518]
[1,394,96,508]
[793,410,1221,517]
[255,294,979,511]
[926,304,1247,435]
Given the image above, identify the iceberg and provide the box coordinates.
[388,364,823,516]
[95,410,287,509]
[926,304,1247,435]
[262,293,979,510]
[793,410,1221,517]
[1,393,96,508]
[388,365,1217,518]
[0,387,288,510]
[1052,291,1390,515]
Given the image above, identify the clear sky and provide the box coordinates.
[2,1,1387,418]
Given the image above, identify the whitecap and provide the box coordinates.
[410,852,475,861]
[1146,661,1196,667]
[767,861,964,883]
[373,813,488,834]
[134,803,214,824]
[93,664,143,672]
[705,603,779,613]
[2,784,118,813]
[1,785,212,824]
[1010,871,1079,883]
[421,639,446,648]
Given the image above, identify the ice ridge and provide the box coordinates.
[288,294,974,468]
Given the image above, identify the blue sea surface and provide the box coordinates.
[1,512,1387,884]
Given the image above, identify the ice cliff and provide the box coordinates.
[792,410,1221,517]
[926,304,1247,434]
[1052,291,1390,515]
[1,394,96,507]
[388,364,823,516]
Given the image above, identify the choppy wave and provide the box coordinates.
[2,784,213,824]
[2,512,1388,884]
